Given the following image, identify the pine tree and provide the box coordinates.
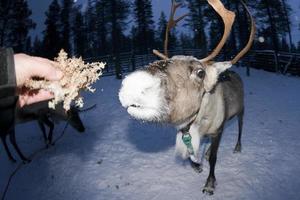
[7,0,36,52]
[155,11,178,53]
[203,2,223,55]
[280,0,292,51]
[280,37,289,51]
[25,36,32,53]
[43,0,62,59]
[73,6,86,57]
[32,36,43,56]
[95,0,109,55]
[84,0,97,57]
[179,33,193,49]
[186,0,207,54]
[0,0,13,46]
[290,43,296,53]
[156,12,167,50]
[207,13,223,52]
[105,0,130,79]
[231,0,252,52]
[255,0,289,52]
[60,0,74,54]
[223,0,238,59]
[133,0,155,54]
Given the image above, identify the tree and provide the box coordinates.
[95,0,109,56]
[156,11,167,49]
[43,0,62,59]
[83,0,94,57]
[201,2,226,58]
[280,0,292,51]
[280,36,289,51]
[0,0,13,46]
[32,36,43,57]
[256,0,290,52]
[179,33,193,49]
[297,42,300,53]
[25,36,32,53]
[72,6,86,57]
[60,0,74,54]
[133,0,155,54]
[5,0,36,52]
[207,11,223,53]
[156,11,178,53]
[105,0,130,79]
[186,0,208,54]
[231,0,253,52]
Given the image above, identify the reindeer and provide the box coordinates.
[119,0,255,195]
[0,101,85,163]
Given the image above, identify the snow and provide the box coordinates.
[1,67,300,200]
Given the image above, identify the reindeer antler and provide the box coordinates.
[153,0,188,60]
[199,0,235,63]
[230,0,256,64]
[153,0,244,63]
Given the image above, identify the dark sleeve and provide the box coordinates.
[0,48,18,131]
[0,48,16,98]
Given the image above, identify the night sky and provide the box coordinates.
[28,0,300,44]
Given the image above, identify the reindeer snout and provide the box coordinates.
[119,70,161,108]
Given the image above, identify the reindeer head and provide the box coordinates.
[119,0,255,125]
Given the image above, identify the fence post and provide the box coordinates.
[131,51,136,72]
[113,56,122,79]
[246,52,252,77]
[147,48,151,63]
[274,51,279,73]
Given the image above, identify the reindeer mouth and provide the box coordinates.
[126,104,165,122]
[118,70,169,122]
[129,104,141,108]
[127,104,155,113]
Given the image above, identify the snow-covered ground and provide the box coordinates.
[1,67,300,200]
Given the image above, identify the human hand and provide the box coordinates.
[14,54,63,107]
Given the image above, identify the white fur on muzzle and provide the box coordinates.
[119,71,168,122]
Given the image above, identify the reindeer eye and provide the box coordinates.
[196,69,205,79]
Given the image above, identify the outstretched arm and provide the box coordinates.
[0,48,62,131]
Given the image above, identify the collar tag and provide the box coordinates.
[182,132,200,164]
[182,133,194,155]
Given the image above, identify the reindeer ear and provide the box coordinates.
[203,61,232,92]
[213,61,232,73]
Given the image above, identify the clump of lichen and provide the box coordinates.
[25,49,106,111]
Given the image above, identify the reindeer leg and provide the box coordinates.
[205,145,211,161]
[41,116,54,146]
[9,128,30,163]
[203,129,223,195]
[1,134,16,163]
[189,158,203,173]
[234,109,244,153]
[38,119,48,145]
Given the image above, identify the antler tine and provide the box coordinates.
[231,0,256,64]
[199,0,235,63]
[153,49,168,60]
[153,0,188,60]
[164,0,188,57]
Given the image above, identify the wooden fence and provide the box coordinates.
[246,50,300,76]
[84,49,300,77]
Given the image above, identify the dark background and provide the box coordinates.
[1,0,299,64]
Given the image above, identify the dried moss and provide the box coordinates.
[25,50,106,111]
